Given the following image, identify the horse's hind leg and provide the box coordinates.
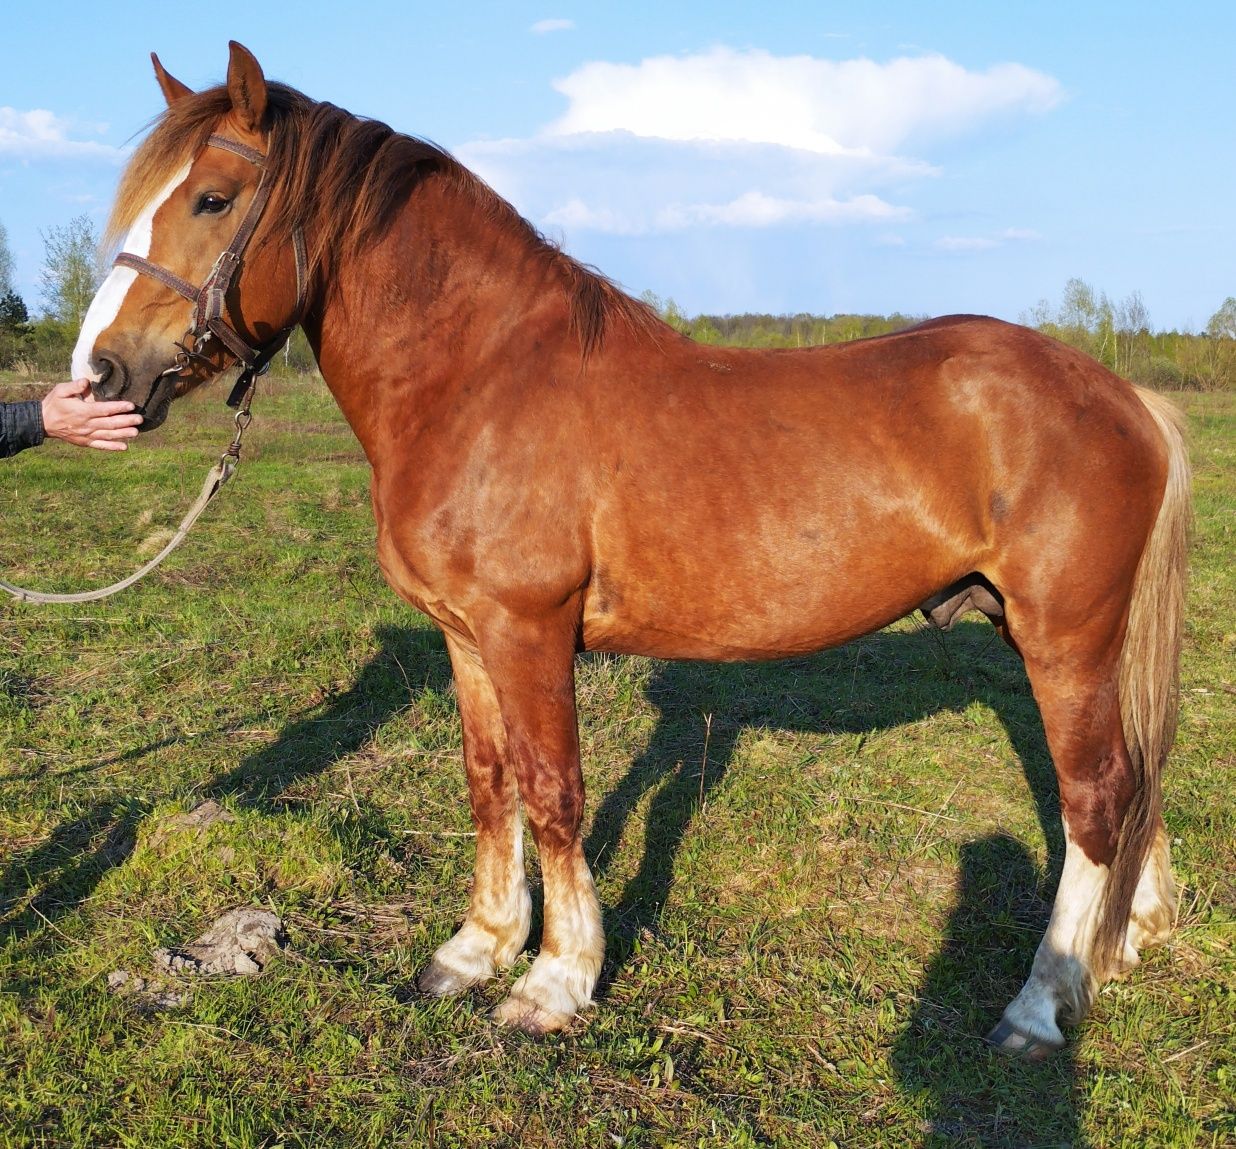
[988,599,1174,1057]
[418,633,532,995]
[1126,822,1176,961]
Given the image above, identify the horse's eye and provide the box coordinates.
[195,193,230,215]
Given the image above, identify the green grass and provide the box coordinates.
[1,374,1232,1147]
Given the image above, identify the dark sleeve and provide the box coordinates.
[0,401,46,458]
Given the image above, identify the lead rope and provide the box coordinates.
[0,390,256,606]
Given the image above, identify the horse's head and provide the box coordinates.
[73,42,306,430]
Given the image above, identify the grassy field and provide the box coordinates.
[0,374,1232,1148]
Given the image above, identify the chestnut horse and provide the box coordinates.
[72,43,1189,1055]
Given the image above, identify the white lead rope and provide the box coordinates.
[0,456,237,605]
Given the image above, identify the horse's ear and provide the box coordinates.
[151,53,192,106]
[226,41,268,133]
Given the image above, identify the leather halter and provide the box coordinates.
[113,133,308,408]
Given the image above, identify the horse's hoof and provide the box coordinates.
[417,956,490,997]
[492,991,573,1035]
[985,1017,1065,1061]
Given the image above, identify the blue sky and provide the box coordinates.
[3,1,1233,331]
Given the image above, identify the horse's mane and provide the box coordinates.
[109,81,658,358]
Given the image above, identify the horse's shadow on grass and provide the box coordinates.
[586,620,1063,967]
[583,619,1081,1144]
[890,834,1082,1147]
[3,617,1061,964]
[202,623,451,811]
[0,795,147,948]
[0,624,448,951]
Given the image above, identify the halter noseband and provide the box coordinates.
[113,133,308,408]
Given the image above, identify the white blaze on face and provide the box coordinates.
[71,162,193,381]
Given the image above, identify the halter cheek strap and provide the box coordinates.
[113,133,309,408]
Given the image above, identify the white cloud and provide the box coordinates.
[531,18,574,34]
[665,191,909,229]
[0,107,122,162]
[934,227,1042,252]
[458,47,1062,239]
[935,235,1000,251]
[541,189,907,235]
[547,48,1062,154]
[543,198,635,234]
[461,130,927,236]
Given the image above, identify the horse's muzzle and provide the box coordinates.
[91,350,172,431]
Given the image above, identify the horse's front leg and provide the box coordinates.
[478,607,603,1034]
[418,633,532,995]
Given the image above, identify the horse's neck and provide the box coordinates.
[305,180,572,453]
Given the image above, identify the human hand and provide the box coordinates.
[41,379,144,451]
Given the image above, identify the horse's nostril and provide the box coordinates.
[91,353,124,399]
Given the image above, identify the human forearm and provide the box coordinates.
[0,401,45,458]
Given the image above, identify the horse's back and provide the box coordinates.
[579,315,1170,659]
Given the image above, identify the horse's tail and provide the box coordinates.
[1094,385,1191,975]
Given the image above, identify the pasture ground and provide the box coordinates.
[0,375,1232,1147]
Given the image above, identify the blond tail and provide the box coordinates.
[1094,386,1191,974]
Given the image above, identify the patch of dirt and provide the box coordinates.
[154,907,286,977]
[106,970,187,1012]
[146,799,235,848]
[107,906,286,1011]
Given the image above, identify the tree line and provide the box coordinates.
[647,285,1236,391]
[2,213,1232,390]
[0,215,102,375]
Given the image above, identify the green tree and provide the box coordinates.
[1200,297,1236,389]
[0,288,32,371]
[39,214,105,328]
[1114,290,1151,378]
[0,219,14,298]
[1206,297,1236,341]
[1059,277,1100,331]
[0,290,30,331]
